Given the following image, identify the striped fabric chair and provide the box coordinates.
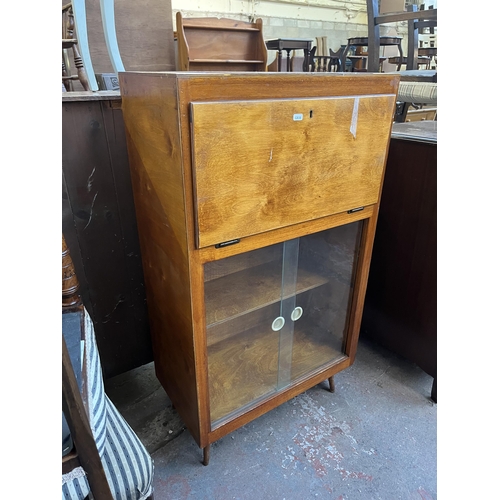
[394,81,437,122]
[62,235,154,499]
[397,81,437,106]
[387,70,437,122]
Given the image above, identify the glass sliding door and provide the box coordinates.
[290,222,363,382]
[204,221,363,428]
[204,243,284,427]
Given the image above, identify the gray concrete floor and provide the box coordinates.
[105,337,436,499]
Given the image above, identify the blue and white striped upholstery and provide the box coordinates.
[62,309,154,500]
[62,467,90,500]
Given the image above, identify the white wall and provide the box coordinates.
[171,0,415,67]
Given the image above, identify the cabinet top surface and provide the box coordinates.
[119,71,399,81]
[119,71,401,99]
[391,121,437,144]
[62,90,121,102]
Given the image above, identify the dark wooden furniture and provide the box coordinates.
[176,13,267,71]
[366,1,437,72]
[62,91,152,379]
[389,47,436,70]
[387,55,431,69]
[119,71,399,464]
[265,38,313,72]
[361,121,436,402]
[340,36,402,72]
[62,235,114,498]
[267,52,304,72]
[417,46,437,70]
[308,47,343,73]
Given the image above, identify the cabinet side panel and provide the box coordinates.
[119,73,202,445]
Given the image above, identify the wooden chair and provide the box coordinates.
[304,36,342,73]
[387,55,431,70]
[62,339,114,499]
[176,12,267,71]
[340,36,399,72]
[366,0,437,72]
[62,234,114,498]
[62,3,90,91]
[394,81,437,122]
[62,235,154,499]
[306,46,343,73]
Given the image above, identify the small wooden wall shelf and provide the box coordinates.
[119,71,399,464]
[175,13,268,71]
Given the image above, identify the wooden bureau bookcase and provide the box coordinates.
[119,72,399,464]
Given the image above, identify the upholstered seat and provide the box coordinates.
[396,81,437,105]
[62,307,154,500]
[385,71,437,122]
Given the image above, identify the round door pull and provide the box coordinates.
[272,316,285,331]
[291,307,303,321]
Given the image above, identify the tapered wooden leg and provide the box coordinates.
[202,445,210,466]
[431,378,437,403]
[328,376,335,393]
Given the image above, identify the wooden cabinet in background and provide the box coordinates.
[62,92,152,379]
[119,71,399,464]
[361,121,437,402]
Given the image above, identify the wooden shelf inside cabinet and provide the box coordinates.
[189,59,265,64]
[176,12,268,71]
[118,71,399,465]
[208,322,346,425]
[205,260,329,328]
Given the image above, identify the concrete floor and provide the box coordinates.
[105,336,436,500]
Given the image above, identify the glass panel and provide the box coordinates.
[204,243,284,427]
[290,222,363,382]
[204,222,363,427]
[277,239,299,390]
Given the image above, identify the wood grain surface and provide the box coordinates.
[119,72,398,449]
[191,95,394,248]
[208,321,344,424]
[176,14,267,72]
[205,260,329,327]
[83,0,175,74]
[62,99,151,378]
[120,73,205,444]
[361,135,437,386]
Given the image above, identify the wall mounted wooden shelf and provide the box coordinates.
[119,71,399,465]
[175,13,268,71]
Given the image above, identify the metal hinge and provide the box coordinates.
[347,206,364,214]
[215,239,240,249]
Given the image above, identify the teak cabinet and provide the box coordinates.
[119,72,399,464]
